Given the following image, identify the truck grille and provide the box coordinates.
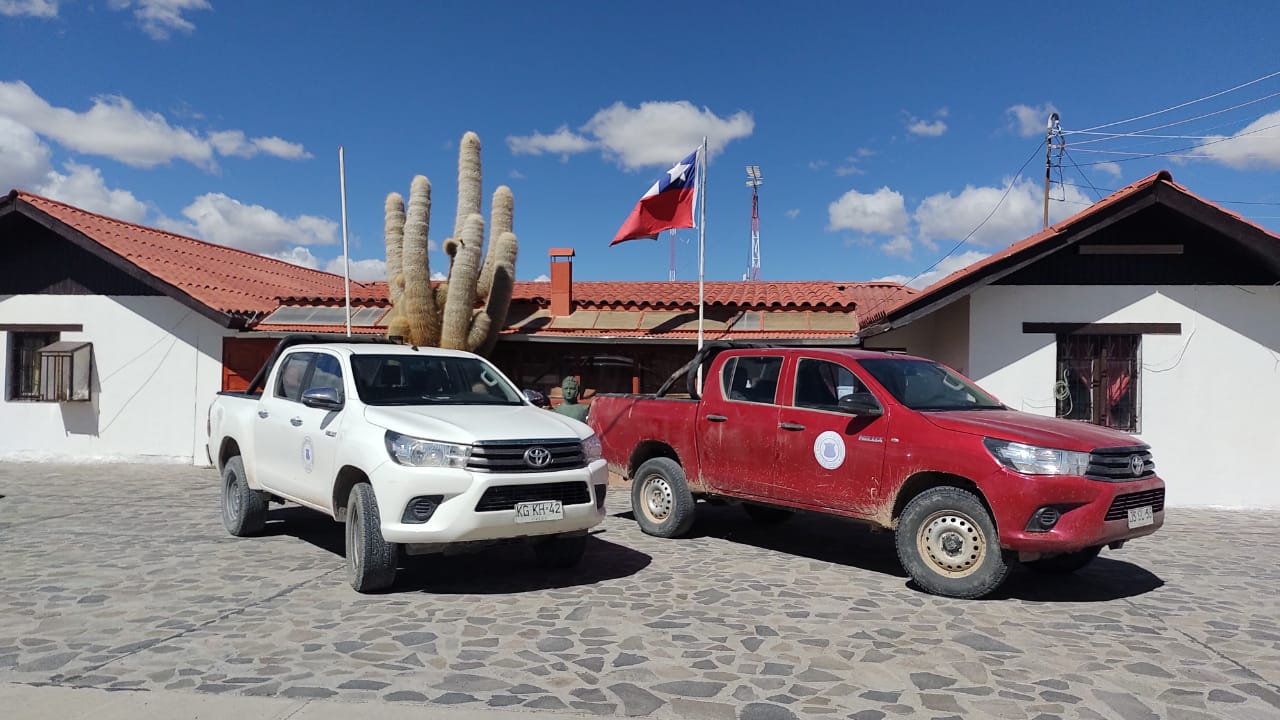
[475,481,592,512]
[467,439,584,473]
[1104,488,1165,521]
[1086,446,1155,481]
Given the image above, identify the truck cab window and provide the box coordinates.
[275,352,314,402]
[795,358,861,411]
[723,355,783,404]
[310,353,344,400]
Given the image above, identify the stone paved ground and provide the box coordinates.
[2,463,1280,720]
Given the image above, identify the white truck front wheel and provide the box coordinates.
[345,483,398,593]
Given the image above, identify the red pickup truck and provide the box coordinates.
[589,344,1165,599]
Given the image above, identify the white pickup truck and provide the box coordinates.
[206,335,608,593]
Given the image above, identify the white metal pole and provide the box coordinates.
[339,146,352,337]
[696,136,707,392]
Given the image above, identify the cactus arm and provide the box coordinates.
[440,213,484,350]
[400,175,441,347]
[384,193,405,307]
[454,132,482,241]
[477,185,513,299]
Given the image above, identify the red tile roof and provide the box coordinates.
[869,170,1280,329]
[9,190,355,321]
[285,280,910,312]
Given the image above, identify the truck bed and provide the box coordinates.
[589,393,702,486]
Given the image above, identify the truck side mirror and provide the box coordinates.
[301,387,343,411]
[838,393,883,418]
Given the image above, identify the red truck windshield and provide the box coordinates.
[859,358,1003,411]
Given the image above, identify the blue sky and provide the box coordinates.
[3,2,1280,291]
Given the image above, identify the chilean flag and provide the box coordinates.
[611,148,700,246]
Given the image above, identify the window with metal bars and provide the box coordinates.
[1056,335,1140,433]
[6,332,59,401]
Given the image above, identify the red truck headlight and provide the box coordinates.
[983,438,1089,476]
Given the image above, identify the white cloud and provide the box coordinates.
[159,193,337,254]
[325,257,386,282]
[1094,162,1122,178]
[808,160,828,170]
[0,81,309,169]
[506,125,596,157]
[1007,103,1058,138]
[0,116,53,191]
[828,187,909,235]
[108,0,211,40]
[875,250,991,290]
[908,119,947,137]
[430,271,447,281]
[880,235,914,260]
[785,208,800,219]
[914,178,1090,247]
[268,246,319,269]
[907,110,948,137]
[834,162,864,177]
[1197,109,1280,169]
[38,163,148,223]
[0,0,57,17]
[508,100,754,170]
[509,169,526,180]
[0,116,149,222]
[208,130,311,160]
[531,274,550,282]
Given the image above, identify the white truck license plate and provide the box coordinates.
[514,500,563,523]
[1127,505,1154,529]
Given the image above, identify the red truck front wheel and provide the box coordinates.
[896,486,1011,599]
[631,457,696,538]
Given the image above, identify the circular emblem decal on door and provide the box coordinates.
[813,431,846,470]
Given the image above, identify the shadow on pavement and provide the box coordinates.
[617,502,1164,602]
[986,557,1165,602]
[259,506,651,594]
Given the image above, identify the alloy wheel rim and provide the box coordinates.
[918,510,986,577]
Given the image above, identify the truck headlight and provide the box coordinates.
[983,438,1089,476]
[582,434,602,463]
[385,431,471,468]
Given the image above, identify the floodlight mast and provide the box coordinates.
[744,165,762,281]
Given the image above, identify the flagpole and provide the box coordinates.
[339,145,352,337]
[696,135,707,392]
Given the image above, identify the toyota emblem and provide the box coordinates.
[1129,455,1145,476]
[524,446,553,468]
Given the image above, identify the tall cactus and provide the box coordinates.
[399,176,441,347]
[381,131,519,355]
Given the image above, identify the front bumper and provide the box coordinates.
[369,459,609,545]
[989,469,1166,553]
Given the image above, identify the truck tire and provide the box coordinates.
[221,456,267,537]
[895,486,1010,599]
[1024,545,1102,574]
[632,457,696,538]
[743,503,793,524]
[345,483,397,593]
[533,533,587,569]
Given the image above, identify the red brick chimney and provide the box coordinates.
[549,248,575,316]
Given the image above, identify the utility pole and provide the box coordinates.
[745,165,762,281]
[1043,112,1060,230]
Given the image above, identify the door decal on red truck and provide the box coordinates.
[813,431,846,469]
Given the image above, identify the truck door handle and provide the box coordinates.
[257,410,269,419]
[290,417,303,427]
[779,422,806,431]
[706,414,727,422]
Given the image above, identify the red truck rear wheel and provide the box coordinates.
[895,486,1010,599]
[631,457,696,538]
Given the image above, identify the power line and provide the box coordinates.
[1076,68,1280,133]
[857,139,1046,324]
[1071,119,1280,167]
[1063,90,1280,145]
[1056,180,1280,207]
[1063,149,1104,201]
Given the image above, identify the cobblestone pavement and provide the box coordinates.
[3,463,1280,720]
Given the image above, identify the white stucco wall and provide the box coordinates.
[966,285,1280,509]
[868,297,972,375]
[0,294,233,464]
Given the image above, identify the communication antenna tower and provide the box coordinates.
[745,165,762,281]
